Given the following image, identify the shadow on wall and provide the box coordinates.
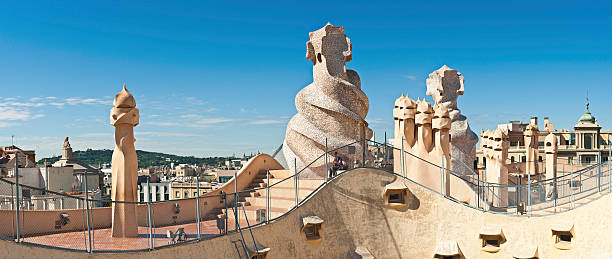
[321,171,422,258]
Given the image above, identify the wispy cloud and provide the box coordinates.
[136,131,205,137]
[0,107,44,121]
[368,118,392,125]
[148,114,237,128]
[403,75,417,80]
[65,97,110,105]
[0,122,18,127]
[248,119,284,125]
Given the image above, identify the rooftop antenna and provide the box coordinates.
[11,135,14,146]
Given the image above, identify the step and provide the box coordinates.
[245,196,301,208]
[254,188,315,199]
[266,178,323,189]
[221,205,287,221]
[269,170,291,178]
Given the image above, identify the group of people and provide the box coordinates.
[329,152,347,178]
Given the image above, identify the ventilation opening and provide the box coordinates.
[556,233,572,244]
[304,224,320,240]
[389,192,404,204]
[551,223,574,250]
[250,253,267,259]
[317,53,322,62]
[484,238,500,247]
[302,215,324,243]
[479,226,505,253]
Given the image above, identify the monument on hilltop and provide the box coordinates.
[282,23,372,178]
[426,65,478,176]
[110,84,139,238]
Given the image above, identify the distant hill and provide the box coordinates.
[38,149,226,168]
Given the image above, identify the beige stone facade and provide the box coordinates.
[477,103,612,173]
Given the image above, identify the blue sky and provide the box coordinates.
[0,1,611,159]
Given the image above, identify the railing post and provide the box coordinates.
[441,156,445,196]
[266,169,270,224]
[570,160,574,209]
[554,162,557,211]
[146,177,153,250]
[401,136,405,177]
[83,171,92,253]
[527,165,530,215]
[234,172,238,231]
[597,152,601,192]
[294,158,298,207]
[608,139,611,192]
[324,138,328,182]
[362,123,366,167]
[224,192,228,234]
[384,131,387,165]
[14,153,20,242]
[196,176,201,239]
[484,167,488,211]
[477,172,480,209]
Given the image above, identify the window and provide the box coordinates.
[557,234,571,243]
[538,156,543,162]
[175,191,180,197]
[301,215,323,243]
[384,181,409,209]
[522,156,526,162]
[303,225,320,240]
[584,134,592,149]
[551,223,573,250]
[479,226,505,253]
[553,231,573,250]
[389,193,404,204]
[484,238,499,247]
[511,156,515,163]
[538,141,544,147]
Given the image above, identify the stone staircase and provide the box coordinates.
[217,169,324,224]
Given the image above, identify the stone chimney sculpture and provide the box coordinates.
[110,84,139,238]
[394,95,455,196]
[480,128,509,207]
[426,65,478,176]
[61,137,75,162]
[545,133,558,197]
[524,124,539,175]
[282,23,372,178]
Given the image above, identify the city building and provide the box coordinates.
[171,164,196,177]
[476,102,612,169]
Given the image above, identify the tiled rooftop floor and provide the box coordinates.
[22,218,248,251]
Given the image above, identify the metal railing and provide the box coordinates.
[1,137,610,253]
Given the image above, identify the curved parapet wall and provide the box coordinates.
[2,168,612,258]
[283,23,372,178]
[0,153,284,238]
